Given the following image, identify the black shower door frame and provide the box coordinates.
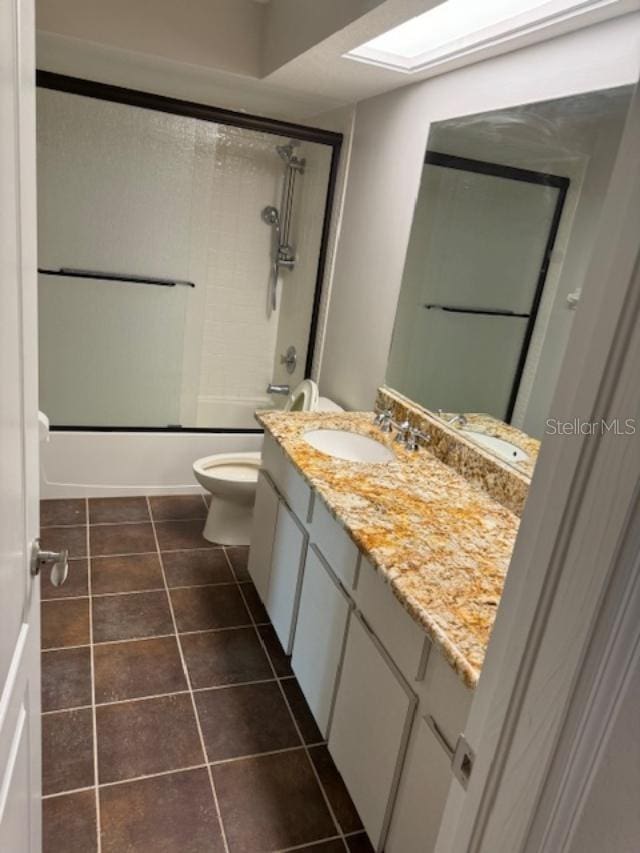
[424,150,570,422]
[36,71,343,434]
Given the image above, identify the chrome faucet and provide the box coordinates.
[375,408,430,450]
[405,427,425,451]
[267,383,290,396]
[374,408,394,432]
[394,420,410,443]
[443,412,468,429]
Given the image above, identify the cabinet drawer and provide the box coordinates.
[262,434,311,523]
[247,471,280,602]
[265,501,307,654]
[356,558,430,684]
[291,545,352,737]
[328,612,417,851]
[385,715,454,853]
[309,498,359,589]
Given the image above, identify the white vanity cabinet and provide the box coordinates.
[384,715,456,853]
[247,470,279,601]
[247,467,308,653]
[249,434,473,853]
[291,545,352,736]
[328,612,417,851]
[386,643,474,853]
[264,500,307,653]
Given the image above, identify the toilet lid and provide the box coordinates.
[284,379,319,412]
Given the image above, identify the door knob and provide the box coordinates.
[30,538,69,587]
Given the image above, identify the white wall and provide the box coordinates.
[36,0,265,78]
[261,0,386,74]
[514,108,628,435]
[317,15,640,411]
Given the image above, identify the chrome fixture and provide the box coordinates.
[394,420,410,443]
[30,539,69,587]
[263,140,306,314]
[375,407,430,450]
[444,413,468,429]
[280,345,297,375]
[405,426,427,451]
[267,383,290,396]
[374,408,394,433]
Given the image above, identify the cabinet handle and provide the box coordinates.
[425,714,455,760]
[426,716,476,789]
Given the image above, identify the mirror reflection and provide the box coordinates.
[386,87,632,471]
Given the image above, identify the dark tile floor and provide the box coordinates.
[41,495,374,853]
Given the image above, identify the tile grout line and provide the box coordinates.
[145,496,232,853]
[42,578,255,603]
[85,501,102,853]
[41,618,272,654]
[43,763,211,798]
[43,512,209,529]
[224,548,350,852]
[43,684,331,725]
[276,836,345,853]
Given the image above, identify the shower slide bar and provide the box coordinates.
[262,141,306,313]
[38,267,195,288]
[424,304,529,318]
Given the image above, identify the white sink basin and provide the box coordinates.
[303,429,395,464]
[461,430,529,464]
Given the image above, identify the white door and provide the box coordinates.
[0,0,42,850]
[265,501,307,653]
[328,613,416,851]
[291,546,352,737]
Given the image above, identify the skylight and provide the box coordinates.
[346,0,619,73]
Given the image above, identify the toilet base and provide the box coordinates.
[203,495,255,546]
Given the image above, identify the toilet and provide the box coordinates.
[193,380,342,545]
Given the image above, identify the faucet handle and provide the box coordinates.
[377,410,394,433]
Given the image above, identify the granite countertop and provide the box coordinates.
[256,410,521,689]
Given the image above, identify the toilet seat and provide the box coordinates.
[284,379,319,412]
[193,451,261,486]
[192,384,343,545]
[193,451,262,488]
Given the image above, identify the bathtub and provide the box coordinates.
[41,430,264,498]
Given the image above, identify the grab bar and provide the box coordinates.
[424,304,529,318]
[38,267,195,288]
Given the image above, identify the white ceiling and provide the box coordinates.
[35,0,640,124]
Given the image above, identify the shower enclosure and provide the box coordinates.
[36,74,341,433]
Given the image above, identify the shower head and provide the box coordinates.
[276,141,298,162]
[276,141,306,172]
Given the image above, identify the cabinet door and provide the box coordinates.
[385,715,454,853]
[291,546,351,737]
[265,501,307,654]
[328,613,416,851]
[247,471,280,601]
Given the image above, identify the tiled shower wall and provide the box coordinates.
[37,89,332,429]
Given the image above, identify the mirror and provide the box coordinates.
[386,86,633,472]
